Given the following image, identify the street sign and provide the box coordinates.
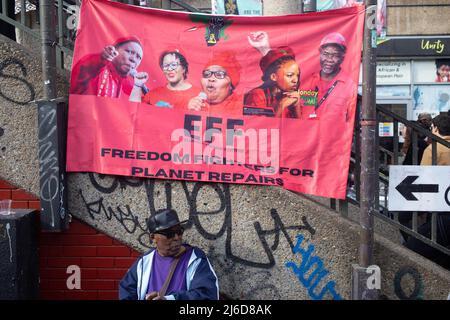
[388,166,450,212]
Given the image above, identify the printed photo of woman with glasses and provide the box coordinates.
[187,51,243,115]
[129,47,200,109]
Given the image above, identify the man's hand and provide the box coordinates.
[133,71,149,87]
[152,295,166,300]
[145,291,159,300]
[248,31,270,56]
[101,45,118,61]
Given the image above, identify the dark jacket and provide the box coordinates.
[119,246,219,300]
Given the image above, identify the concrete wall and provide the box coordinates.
[1,25,449,301]
[387,0,450,36]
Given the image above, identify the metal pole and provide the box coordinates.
[39,0,57,100]
[37,0,68,231]
[360,0,377,269]
[351,0,378,300]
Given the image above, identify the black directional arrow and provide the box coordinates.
[395,176,439,201]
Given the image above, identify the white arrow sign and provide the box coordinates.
[388,166,450,212]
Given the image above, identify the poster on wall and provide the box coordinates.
[316,0,385,39]
[67,0,365,199]
[414,59,450,83]
[413,85,450,116]
[378,122,405,143]
[376,61,410,85]
[379,122,393,137]
[212,0,263,15]
[359,61,411,85]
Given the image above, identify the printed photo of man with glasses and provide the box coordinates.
[300,32,356,122]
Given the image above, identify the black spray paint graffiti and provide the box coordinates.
[81,173,316,269]
[0,58,35,105]
[394,266,423,300]
[38,108,62,224]
[37,100,68,230]
[0,127,5,153]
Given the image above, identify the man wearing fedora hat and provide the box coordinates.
[119,208,219,300]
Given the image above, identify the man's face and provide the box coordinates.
[319,44,344,77]
[419,117,431,129]
[112,41,143,77]
[151,226,184,257]
[271,60,300,92]
[162,54,185,85]
[201,65,232,105]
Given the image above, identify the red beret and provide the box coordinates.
[320,32,347,50]
[260,46,296,73]
[204,51,241,87]
[113,36,142,48]
[159,46,187,60]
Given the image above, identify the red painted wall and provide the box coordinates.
[0,179,141,300]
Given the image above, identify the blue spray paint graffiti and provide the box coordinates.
[285,234,342,300]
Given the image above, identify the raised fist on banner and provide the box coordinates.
[248,31,270,56]
[131,71,149,87]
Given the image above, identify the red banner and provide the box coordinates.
[67,0,364,199]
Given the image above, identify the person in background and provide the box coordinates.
[401,112,432,165]
[420,114,450,165]
[119,208,219,300]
